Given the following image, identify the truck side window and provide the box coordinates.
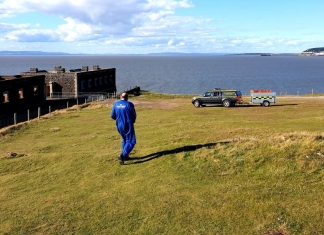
[204,92,211,97]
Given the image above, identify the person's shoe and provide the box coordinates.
[118,155,124,165]
[123,155,130,161]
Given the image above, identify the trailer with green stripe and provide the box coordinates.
[250,89,276,107]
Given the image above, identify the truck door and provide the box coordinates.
[201,92,213,104]
[211,91,222,104]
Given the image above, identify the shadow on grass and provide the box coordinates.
[203,104,298,108]
[126,141,230,165]
[270,104,298,106]
[237,104,298,107]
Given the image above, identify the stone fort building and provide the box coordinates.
[20,65,116,98]
[1,65,116,116]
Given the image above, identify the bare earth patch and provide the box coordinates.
[100,98,186,110]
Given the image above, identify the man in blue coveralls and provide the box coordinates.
[111,92,137,165]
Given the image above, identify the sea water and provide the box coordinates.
[1,55,324,95]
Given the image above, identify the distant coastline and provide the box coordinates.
[0,51,71,55]
[0,51,299,56]
[1,47,323,56]
[231,53,298,56]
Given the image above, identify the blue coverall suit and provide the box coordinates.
[110,99,137,159]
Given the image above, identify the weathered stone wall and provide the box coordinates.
[45,73,76,93]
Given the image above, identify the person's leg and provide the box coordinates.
[121,138,126,152]
[122,142,135,158]
[117,133,127,165]
[121,130,136,159]
[120,135,127,159]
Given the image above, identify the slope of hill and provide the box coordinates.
[299,47,324,56]
[1,94,324,234]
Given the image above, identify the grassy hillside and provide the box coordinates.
[0,93,323,235]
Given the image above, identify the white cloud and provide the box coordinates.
[286,40,298,45]
[0,0,194,27]
[57,18,93,41]
[0,0,319,53]
[0,23,29,33]
[5,29,60,42]
[0,0,196,45]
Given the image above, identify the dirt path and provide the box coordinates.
[99,97,188,110]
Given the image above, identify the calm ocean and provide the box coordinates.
[1,55,324,95]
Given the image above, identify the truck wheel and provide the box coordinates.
[222,99,231,107]
[263,101,270,107]
[194,100,201,108]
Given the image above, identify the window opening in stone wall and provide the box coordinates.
[88,79,92,88]
[110,75,113,82]
[3,91,9,103]
[34,85,39,96]
[104,76,107,83]
[46,85,50,96]
[95,78,98,86]
[81,80,85,90]
[19,88,24,99]
[99,77,102,85]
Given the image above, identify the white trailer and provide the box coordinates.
[250,90,276,107]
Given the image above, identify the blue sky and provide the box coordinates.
[0,0,323,54]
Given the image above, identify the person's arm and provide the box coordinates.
[130,103,136,123]
[110,104,116,120]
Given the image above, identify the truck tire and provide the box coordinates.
[222,99,231,108]
[194,100,201,108]
[263,100,270,107]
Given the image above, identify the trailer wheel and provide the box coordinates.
[263,100,270,107]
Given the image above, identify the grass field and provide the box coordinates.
[0,93,323,235]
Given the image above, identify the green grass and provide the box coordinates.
[0,94,323,234]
